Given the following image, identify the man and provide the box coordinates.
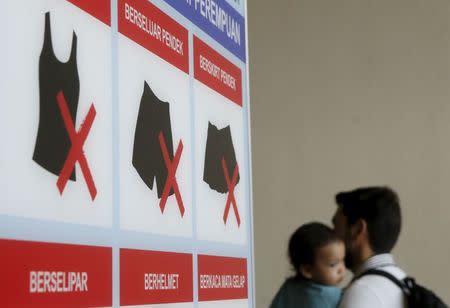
[332,186,407,308]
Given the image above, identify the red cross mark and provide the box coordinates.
[221,158,240,227]
[56,90,97,201]
[158,131,185,217]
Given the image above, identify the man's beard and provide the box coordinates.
[344,249,356,270]
[343,231,357,270]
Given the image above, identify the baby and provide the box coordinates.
[270,222,346,308]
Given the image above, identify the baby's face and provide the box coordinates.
[310,241,346,286]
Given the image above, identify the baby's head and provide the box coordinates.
[289,222,345,286]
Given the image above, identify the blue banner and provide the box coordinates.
[162,0,246,62]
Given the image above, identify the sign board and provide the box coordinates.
[0,0,253,307]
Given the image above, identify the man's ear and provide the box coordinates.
[351,219,368,242]
[299,264,313,279]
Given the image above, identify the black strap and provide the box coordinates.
[358,269,410,295]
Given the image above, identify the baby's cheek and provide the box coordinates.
[334,270,340,278]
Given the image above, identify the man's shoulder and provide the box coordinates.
[339,266,407,308]
[354,265,407,289]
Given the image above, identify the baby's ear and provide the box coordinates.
[299,264,313,279]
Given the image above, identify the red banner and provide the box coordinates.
[198,255,248,301]
[194,36,243,107]
[120,248,193,305]
[67,0,111,26]
[118,0,189,74]
[0,239,112,308]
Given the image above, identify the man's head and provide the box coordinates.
[332,186,401,271]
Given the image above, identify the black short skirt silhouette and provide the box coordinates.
[33,12,79,180]
[203,122,240,193]
[132,81,175,198]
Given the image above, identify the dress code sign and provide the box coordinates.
[194,35,243,106]
[119,0,189,73]
[198,255,248,301]
[0,0,252,307]
[0,240,112,308]
[120,249,193,305]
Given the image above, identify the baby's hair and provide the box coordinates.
[288,222,340,278]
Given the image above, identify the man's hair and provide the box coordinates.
[335,186,401,254]
[288,222,340,277]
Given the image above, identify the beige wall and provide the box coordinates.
[248,0,450,306]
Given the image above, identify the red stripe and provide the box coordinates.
[222,158,240,226]
[67,0,111,26]
[158,132,185,217]
[56,91,97,201]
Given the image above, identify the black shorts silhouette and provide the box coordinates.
[132,81,175,198]
[33,12,79,181]
[203,122,240,193]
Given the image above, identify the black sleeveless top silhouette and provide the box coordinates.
[132,81,175,198]
[33,12,79,180]
[203,122,240,193]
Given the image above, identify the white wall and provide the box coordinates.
[248,0,450,306]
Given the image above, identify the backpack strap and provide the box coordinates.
[357,269,411,295]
